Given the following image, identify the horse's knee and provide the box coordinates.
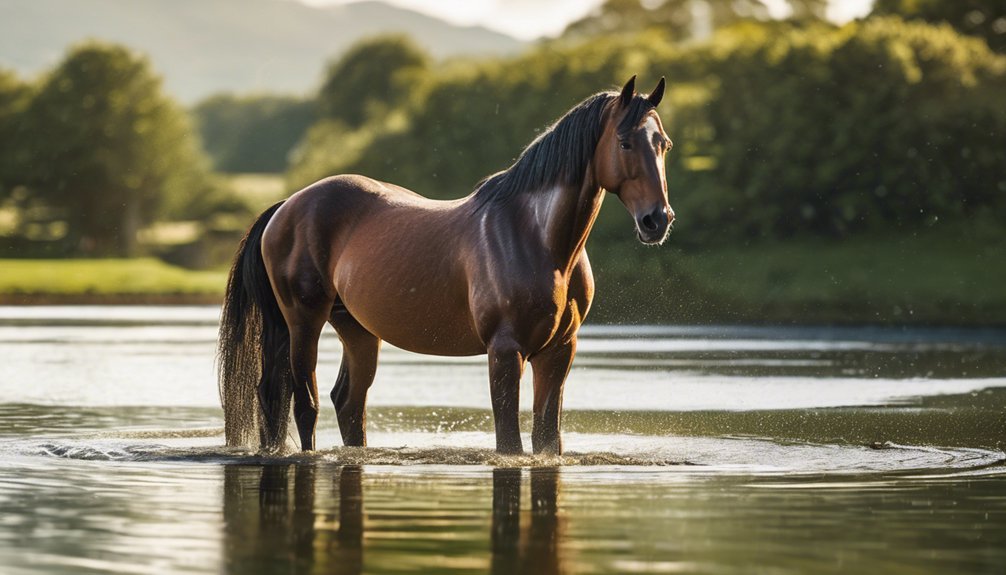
[488,336,524,379]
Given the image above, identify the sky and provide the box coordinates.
[300,0,876,41]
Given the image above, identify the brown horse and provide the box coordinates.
[218,76,674,455]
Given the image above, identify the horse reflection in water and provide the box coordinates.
[491,468,563,575]
[222,465,363,575]
[222,465,565,574]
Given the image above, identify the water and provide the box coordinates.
[0,307,1004,574]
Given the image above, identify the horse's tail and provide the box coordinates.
[217,201,292,451]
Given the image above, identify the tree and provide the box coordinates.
[0,69,31,203]
[25,42,212,256]
[563,0,826,40]
[193,94,315,173]
[786,0,827,21]
[564,0,695,40]
[317,35,430,128]
[873,0,1006,52]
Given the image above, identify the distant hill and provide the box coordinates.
[0,0,525,102]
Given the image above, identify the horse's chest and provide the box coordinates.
[474,267,581,349]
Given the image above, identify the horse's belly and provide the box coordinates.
[381,323,486,357]
[334,258,486,357]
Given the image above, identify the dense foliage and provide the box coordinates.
[690,17,1006,238]
[873,0,1006,52]
[563,0,828,39]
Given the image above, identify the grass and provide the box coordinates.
[682,233,1004,321]
[589,224,1006,326]
[0,224,1002,326]
[0,258,227,297]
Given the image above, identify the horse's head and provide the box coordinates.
[595,76,675,245]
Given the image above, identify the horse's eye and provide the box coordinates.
[619,141,632,151]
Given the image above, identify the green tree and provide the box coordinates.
[0,69,31,202]
[25,42,213,256]
[193,94,315,173]
[317,35,430,128]
[873,0,1006,52]
[786,0,827,20]
[564,0,695,39]
[563,0,825,39]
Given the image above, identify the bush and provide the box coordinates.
[692,17,1006,238]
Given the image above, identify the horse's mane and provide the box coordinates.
[472,91,655,209]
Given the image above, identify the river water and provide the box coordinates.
[0,306,1004,574]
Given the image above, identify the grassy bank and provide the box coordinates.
[0,228,1002,326]
[589,224,1006,327]
[0,258,227,304]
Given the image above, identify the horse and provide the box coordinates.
[217,75,674,455]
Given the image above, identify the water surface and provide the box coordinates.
[0,306,1004,574]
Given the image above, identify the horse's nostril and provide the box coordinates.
[641,214,657,231]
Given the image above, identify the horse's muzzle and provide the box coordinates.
[635,205,674,245]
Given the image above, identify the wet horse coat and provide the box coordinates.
[218,76,674,454]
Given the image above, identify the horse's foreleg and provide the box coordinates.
[488,335,526,455]
[288,314,327,451]
[330,305,380,447]
[529,339,575,455]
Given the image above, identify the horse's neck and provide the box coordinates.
[525,174,604,276]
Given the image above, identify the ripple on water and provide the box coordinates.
[7,429,1004,477]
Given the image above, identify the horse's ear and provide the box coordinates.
[619,75,636,108]
[647,77,665,107]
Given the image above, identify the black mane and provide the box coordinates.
[472,91,655,208]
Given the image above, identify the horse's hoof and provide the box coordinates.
[495,443,524,456]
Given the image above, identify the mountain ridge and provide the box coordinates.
[0,0,525,102]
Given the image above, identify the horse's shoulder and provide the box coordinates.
[572,250,594,286]
[569,249,595,314]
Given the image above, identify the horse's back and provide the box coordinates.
[264,174,451,258]
[283,174,421,214]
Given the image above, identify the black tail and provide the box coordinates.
[217,201,291,450]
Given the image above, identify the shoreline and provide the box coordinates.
[0,293,223,306]
[1,293,1003,329]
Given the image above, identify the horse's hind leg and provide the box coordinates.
[285,304,330,451]
[329,301,380,446]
